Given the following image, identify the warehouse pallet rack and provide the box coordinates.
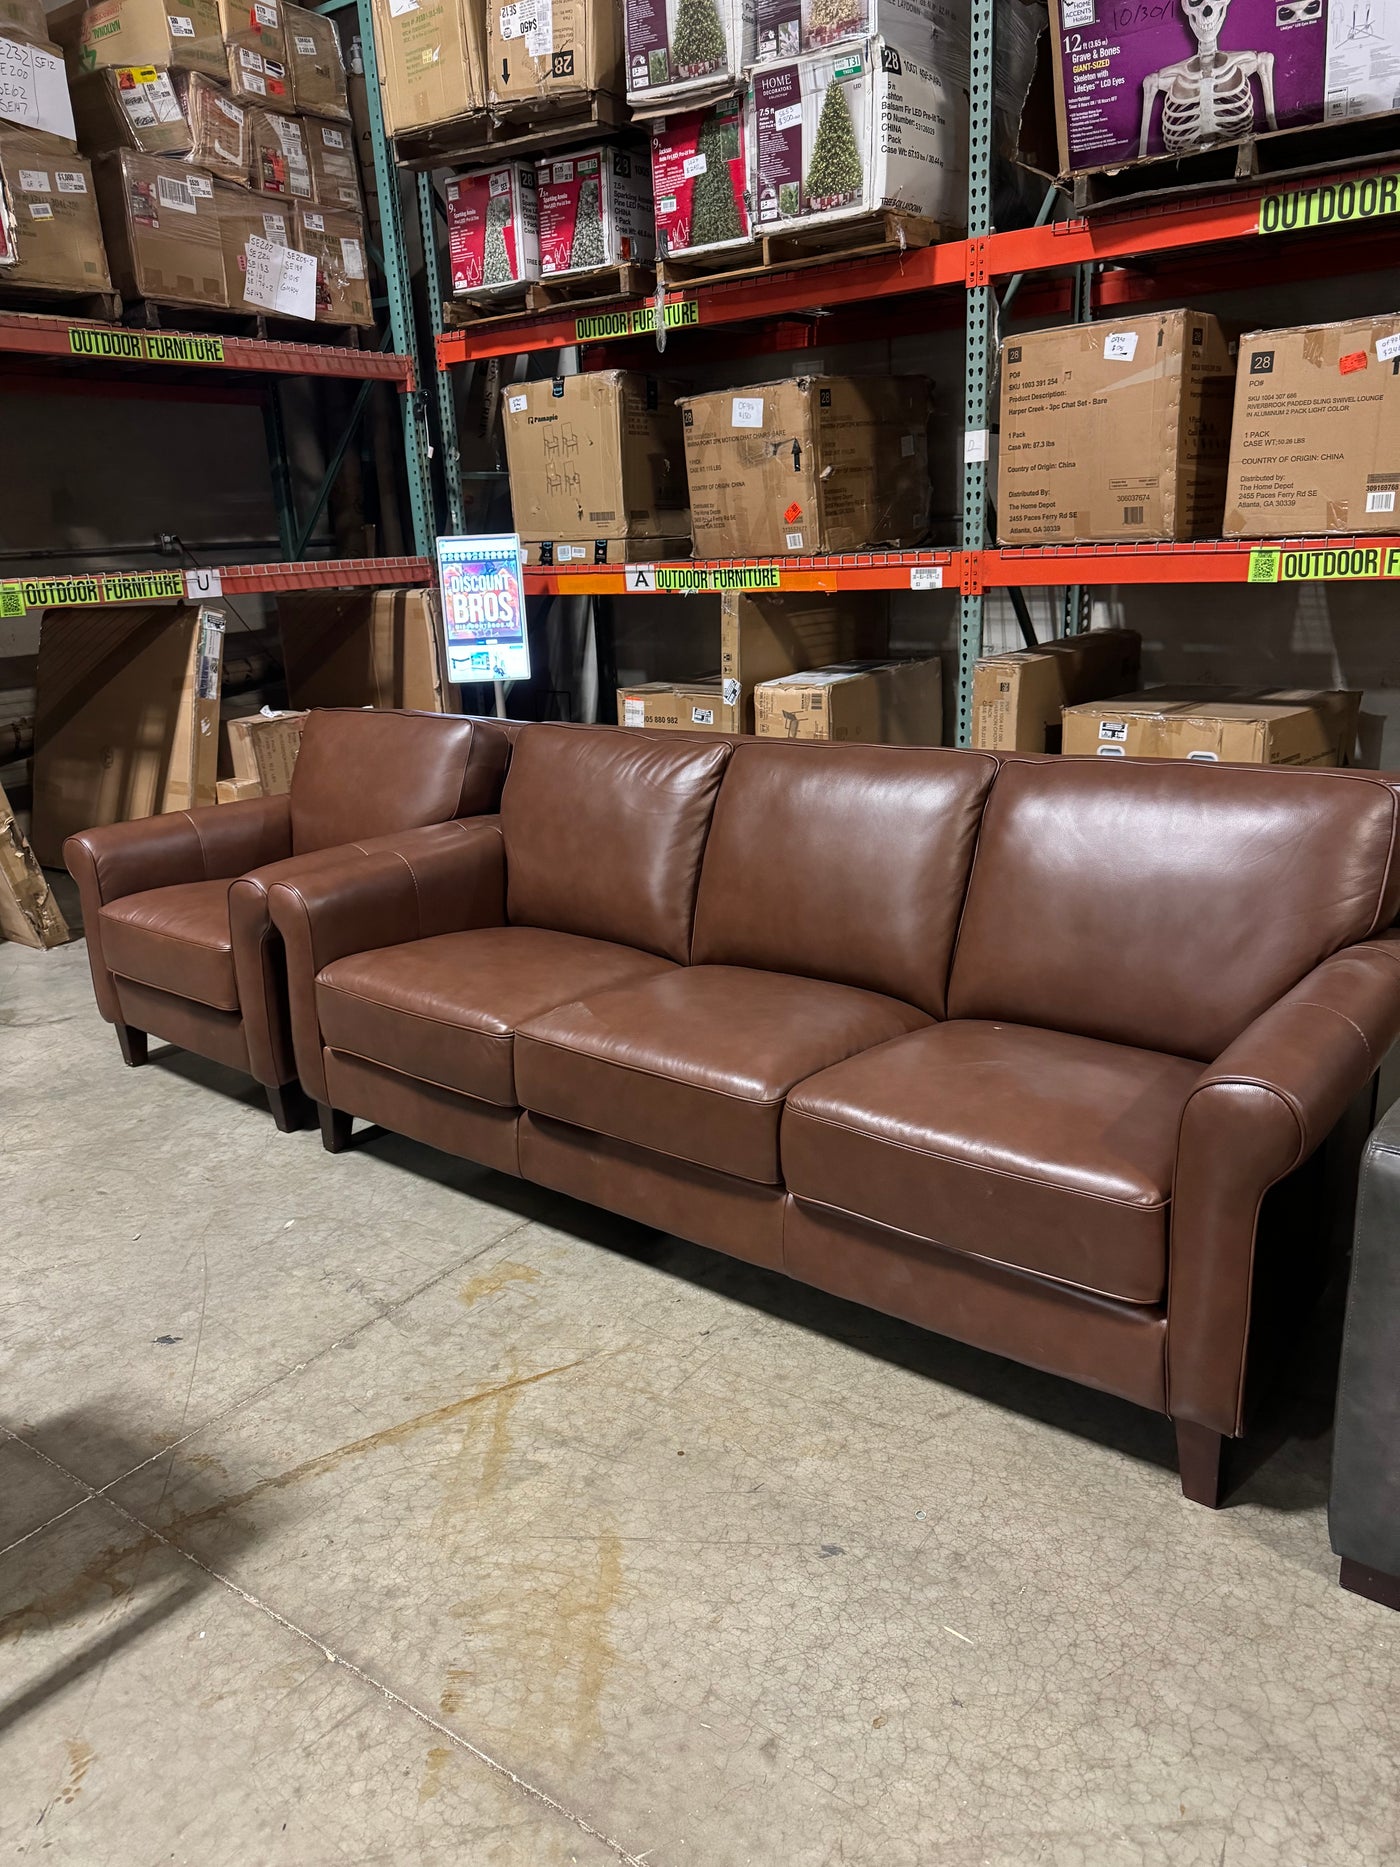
[415,5,1400,744]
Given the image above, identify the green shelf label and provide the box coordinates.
[654,564,784,592]
[1247,544,1400,583]
[1257,171,1400,234]
[574,299,700,343]
[68,329,226,364]
[0,570,187,614]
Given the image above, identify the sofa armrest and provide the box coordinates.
[64,797,292,1025]
[1168,932,1400,1434]
[267,817,505,1103]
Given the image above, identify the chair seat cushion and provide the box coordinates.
[315,926,676,1107]
[99,880,238,1013]
[782,1021,1203,1303]
[515,965,931,1185]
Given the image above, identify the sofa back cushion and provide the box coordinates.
[290,709,507,854]
[692,742,997,1016]
[502,723,731,962]
[949,758,1400,1060]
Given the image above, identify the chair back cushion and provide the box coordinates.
[948,757,1400,1060]
[502,723,731,962]
[693,742,997,1016]
[289,709,507,854]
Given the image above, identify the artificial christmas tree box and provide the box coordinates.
[0,131,110,292]
[754,656,942,743]
[446,162,539,297]
[294,199,370,322]
[1223,316,1400,537]
[754,0,967,70]
[502,369,689,539]
[1061,686,1361,767]
[92,147,227,303]
[751,41,967,235]
[78,0,226,82]
[487,0,623,108]
[618,677,736,731]
[215,177,290,307]
[522,535,691,563]
[248,104,311,195]
[535,145,654,276]
[624,0,753,113]
[217,0,290,104]
[369,0,484,134]
[997,311,1236,544]
[679,373,931,554]
[284,1,349,119]
[651,94,750,258]
[303,113,358,207]
[70,67,249,180]
[971,629,1142,753]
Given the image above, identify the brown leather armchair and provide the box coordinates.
[65,707,511,1129]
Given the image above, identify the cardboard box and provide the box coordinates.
[754,656,942,744]
[79,0,226,82]
[750,40,967,235]
[503,370,689,541]
[753,0,967,69]
[225,708,306,790]
[997,311,1236,545]
[1047,0,1400,180]
[0,778,71,949]
[369,0,484,135]
[0,0,49,48]
[651,96,751,259]
[522,536,691,564]
[446,161,539,297]
[248,103,310,195]
[679,373,931,555]
[535,145,653,275]
[218,0,290,104]
[0,131,111,290]
[93,147,226,304]
[294,198,369,322]
[1061,686,1362,767]
[70,67,248,178]
[284,1,348,119]
[972,629,1143,753]
[279,588,451,711]
[1224,316,1400,537]
[216,775,262,802]
[215,176,290,308]
[303,112,358,207]
[487,0,622,109]
[618,677,734,731]
[623,0,750,112]
[0,34,78,145]
[721,587,886,727]
[30,603,225,867]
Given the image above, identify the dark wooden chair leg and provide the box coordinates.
[318,1104,353,1153]
[266,1081,311,1134]
[1176,1420,1228,1508]
[115,1024,147,1068]
[1339,1560,1400,1611]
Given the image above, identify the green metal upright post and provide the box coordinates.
[417,175,467,534]
[957,0,996,746]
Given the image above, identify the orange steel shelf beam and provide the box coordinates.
[523,550,962,597]
[985,538,1400,587]
[0,557,434,614]
[0,311,416,388]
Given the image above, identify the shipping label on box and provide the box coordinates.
[535,145,655,275]
[624,0,753,109]
[446,161,539,295]
[249,105,312,195]
[750,40,966,232]
[651,95,750,256]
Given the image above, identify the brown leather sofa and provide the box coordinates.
[261,723,1400,1500]
[65,707,511,1130]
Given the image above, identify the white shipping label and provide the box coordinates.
[1098,721,1128,741]
[498,2,520,35]
[294,33,317,52]
[388,0,418,12]
[262,211,288,243]
[963,427,989,462]
[551,160,573,181]
[1366,489,1397,512]
[691,707,715,725]
[785,531,803,548]
[121,90,159,128]
[731,395,764,428]
[243,233,318,318]
[658,194,676,213]
[1104,330,1139,362]
[489,168,511,194]
[522,0,552,57]
[27,200,52,218]
[722,677,741,707]
[217,94,245,124]
[773,102,802,132]
[624,698,645,726]
[1377,333,1400,362]
[303,210,324,230]
[0,41,76,142]
[682,153,707,179]
[240,47,265,70]
[910,566,943,589]
[17,168,48,193]
[157,174,196,213]
[244,71,266,92]
[255,1,279,24]
[900,433,916,455]
[55,170,87,193]
[339,237,364,279]
[508,393,528,412]
[321,126,345,148]
[186,175,213,198]
[168,14,196,33]
[557,544,585,561]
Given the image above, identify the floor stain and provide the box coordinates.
[59,1739,94,1805]
[458,1260,542,1308]
[416,1743,455,1804]
[439,1666,473,1717]
[0,1533,157,1643]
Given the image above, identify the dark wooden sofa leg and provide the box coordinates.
[318,1104,353,1153]
[1339,1560,1400,1611]
[115,1024,148,1068]
[1176,1421,1227,1508]
[266,1081,311,1134]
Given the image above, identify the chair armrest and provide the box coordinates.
[1169,932,1400,1434]
[63,797,291,1026]
[267,817,505,1103]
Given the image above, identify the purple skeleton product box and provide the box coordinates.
[1052,0,1329,173]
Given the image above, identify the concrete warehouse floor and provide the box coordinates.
[3,922,1399,1867]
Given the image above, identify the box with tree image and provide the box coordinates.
[445,164,540,297]
[625,0,756,110]
[651,95,751,256]
[753,0,969,75]
[535,145,655,276]
[751,40,966,232]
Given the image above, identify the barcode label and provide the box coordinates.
[1366,489,1397,513]
[1122,504,1145,525]
[157,174,196,213]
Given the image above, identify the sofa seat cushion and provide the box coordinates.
[315,926,676,1107]
[99,880,238,1013]
[515,965,931,1185]
[783,1021,1203,1304]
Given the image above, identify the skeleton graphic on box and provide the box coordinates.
[1138,0,1280,157]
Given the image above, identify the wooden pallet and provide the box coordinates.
[525,262,656,312]
[0,284,122,323]
[123,297,368,347]
[442,284,533,330]
[393,91,629,173]
[656,211,946,292]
